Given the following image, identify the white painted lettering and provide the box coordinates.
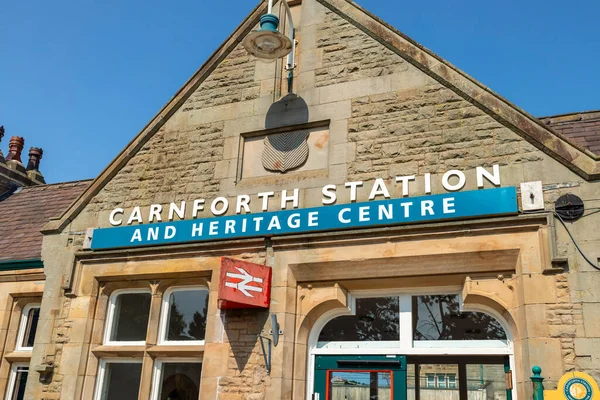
[442,170,466,191]
[253,217,264,230]
[147,227,159,241]
[267,216,281,230]
[236,195,250,214]
[396,175,416,197]
[288,213,301,228]
[149,204,162,223]
[211,197,229,216]
[369,178,391,200]
[191,223,203,237]
[322,184,337,205]
[209,221,219,235]
[359,206,370,222]
[443,197,456,214]
[168,201,186,221]
[378,204,393,220]
[281,189,299,209]
[130,229,142,242]
[225,220,236,234]
[308,212,319,227]
[424,173,432,194]
[421,200,434,216]
[476,165,501,188]
[192,199,205,218]
[164,226,176,239]
[109,208,124,226]
[345,181,363,202]
[400,202,413,218]
[257,191,274,211]
[338,208,351,224]
[127,206,143,225]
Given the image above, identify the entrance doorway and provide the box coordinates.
[313,355,510,400]
[308,292,515,400]
[314,355,407,400]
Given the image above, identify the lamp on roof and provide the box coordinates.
[243,0,296,92]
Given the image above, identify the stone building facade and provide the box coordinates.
[9,0,600,399]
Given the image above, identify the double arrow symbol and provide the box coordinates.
[225,267,264,298]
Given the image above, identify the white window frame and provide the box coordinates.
[93,358,143,400]
[5,363,28,400]
[15,303,40,351]
[426,373,435,389]
[149,358,203,400]
[314,288,511,354]
[307,287,516,400]
[103,288,151,346]
[158,286,209,346]
[447,373,457,389]
[436,373,447,388]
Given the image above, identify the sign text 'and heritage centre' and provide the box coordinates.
[89,185,518,250]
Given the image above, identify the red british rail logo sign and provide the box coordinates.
[218,257,272,309]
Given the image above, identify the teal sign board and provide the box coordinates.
[90,187,518,250]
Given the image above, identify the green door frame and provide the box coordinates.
[314,355,407,400]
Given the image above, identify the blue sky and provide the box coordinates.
[1,0,598,183]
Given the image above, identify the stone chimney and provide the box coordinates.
[26,147,45,184]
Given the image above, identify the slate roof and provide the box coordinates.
[0,180,91,262]
[540,110,600,156]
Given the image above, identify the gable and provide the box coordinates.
[44,0,600,234]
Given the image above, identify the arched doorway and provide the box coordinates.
[308,291,514,400]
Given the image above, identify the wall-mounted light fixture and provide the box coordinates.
[243,0,296,93]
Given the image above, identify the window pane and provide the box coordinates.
[407,364,416,398]
[165,289,209,342]
[10,366,28,400]
[110,292,151,342]
[413,295,507,340]
[21,307,40,348]
[318,297,400,342]
[420,364,459,398]
[329,371,392,400]
[158,362,202,400]
[436,374,446,388]
[448,373,457,389]
[466,364,507,400]
[101,362,142,400]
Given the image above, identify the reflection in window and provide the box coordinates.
[6,364,28,400]
[329,371,391,400]
[97,361,143,400]
[157,362,202,400]
[413,295,507,340]
[318,297,400,342]
[164,289,209,342]
[18,306,40,350]
[447,373,457,389]
[108,292,152,342]
[466,364,507,400]
[426,374,435,388]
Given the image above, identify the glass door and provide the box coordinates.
[314,355,407,400]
